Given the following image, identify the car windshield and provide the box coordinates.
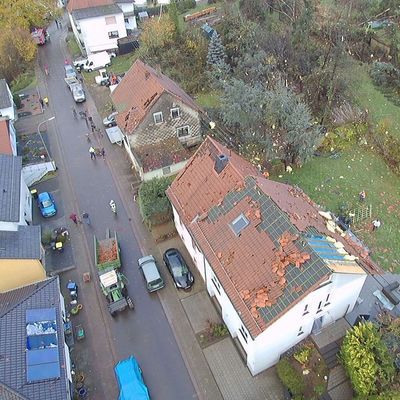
[170,255,188,276]
[42,199,52,208]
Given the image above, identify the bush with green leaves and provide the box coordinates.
[138,176,174,227]
[293,345,312,366]
[369,61,400,89]
[340,321,395,397]
[276,358,305,398]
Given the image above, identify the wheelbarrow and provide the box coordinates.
[75,324,85,341]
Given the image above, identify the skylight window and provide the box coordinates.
[230,214,249,236]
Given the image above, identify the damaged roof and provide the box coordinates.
[167,137,375,338]
[67,0,114,12]
[111,59,201,135]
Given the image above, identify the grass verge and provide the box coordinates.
[195,90,220,108]
[274,148,400,272]
[11,70,37,93]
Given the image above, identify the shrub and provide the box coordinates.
[13,94,21,109]
[175,0,196,13]
[276,358,305,398]
[293,345,312,366]
[370,62,400,89]
[320,122,368,152]
[340,321,395,397]
[41,230,53,246]
[138,176,174,228]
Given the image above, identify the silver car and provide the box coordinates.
[72,86,86,103]
[138,255,164,292]
[103,111,118,127]
[64,64,76,79]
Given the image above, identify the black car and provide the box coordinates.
[163,248,194,290]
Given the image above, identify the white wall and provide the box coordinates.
[8,121,17,156]
[171,205,368,375]
[20,177,32,224]
[0,83,16,121]
[22,162,56,187]
[80,13,127,54]
[143,159,188,181]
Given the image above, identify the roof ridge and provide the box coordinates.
[0,277,57,318]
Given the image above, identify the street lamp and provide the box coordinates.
[37,116,56,169]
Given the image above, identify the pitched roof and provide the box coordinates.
[0,383,28,400]
[0,80,12,110]
[72,3,122,20]
[0,120,13,155]
[111,59,201,135]
[167,137,373,338]
[135,137,194,173]
[0,155,22,222]
[0,225,42,259]
[67,0,114,12]
[0,277,69,400]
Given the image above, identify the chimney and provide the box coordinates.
[214,154,229,174]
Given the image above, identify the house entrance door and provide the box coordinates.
[312,316,324,334]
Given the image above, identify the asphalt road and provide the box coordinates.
[38,21,197,400]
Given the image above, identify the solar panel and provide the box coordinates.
[26,308,60,383]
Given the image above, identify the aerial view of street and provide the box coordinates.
[1,0,400,400]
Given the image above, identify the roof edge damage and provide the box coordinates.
[167,136,374,338]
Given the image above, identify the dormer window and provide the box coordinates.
[171,107,180,119]
[153,112,163,124]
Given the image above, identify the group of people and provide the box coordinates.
[89,146,105,160]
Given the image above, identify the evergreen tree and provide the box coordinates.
[207,31,230,83]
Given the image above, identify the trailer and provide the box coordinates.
[94,230,133,316]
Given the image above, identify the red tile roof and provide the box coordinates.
[167,137,380,338]
[111,59,201,135]
[0,120,12,155]
[67,0,114,12]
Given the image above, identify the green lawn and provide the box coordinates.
[11,70,37,93]
[66,34,81,58]
[195,90,221,108]
[274,148,400,272]
[349,62,400,135]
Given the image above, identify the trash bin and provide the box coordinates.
[30,189,38,199]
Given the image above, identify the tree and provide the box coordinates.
[239,0,265,22]
[207,31,230,84]
[340,322,395,397]
[168,0,181,36]
[141,15,177,55]
[265,80,323,166]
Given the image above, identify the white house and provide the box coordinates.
[0,154,32,231]
[68,0,131,55]
[0,79,16,122]
[166,137,375,375]
[116,0,137,34]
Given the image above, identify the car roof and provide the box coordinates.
[38,192,50,200]
[64,64,74,70]
[115,356,149,400]
[139,257,161,281]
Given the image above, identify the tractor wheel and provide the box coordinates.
[110,309,116,317]
[127,297,134,309]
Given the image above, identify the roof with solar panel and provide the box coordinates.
[0,277,69,400]
[167,137,376,338]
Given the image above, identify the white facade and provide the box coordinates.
[69,12,127,55]
[0,83,16,121]
[117,2,137,32]
[172,205,367,375]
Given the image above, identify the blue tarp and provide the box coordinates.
[114,356,150,400]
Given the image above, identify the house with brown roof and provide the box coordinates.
[67,0,136,55]
[0,119,17,156]
[111,59,203,181]
[166,137,374,375]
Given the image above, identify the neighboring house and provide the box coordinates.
[116,0,137,34]
[0,276,73,399]
[111,59,203,181]
[166,137,378,375]
[0,154,32,230]
[67,0,134,55]
[0,119,17,155]
[0,225,45,293]
[0,79,16,121]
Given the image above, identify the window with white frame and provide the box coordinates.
[239,325,248,343]
[108,31,119,39]
[170,107,180,119]
[153,112,163,124]
[177,126,190,138]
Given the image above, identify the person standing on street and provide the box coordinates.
[89,146,96,159]
[82,212,91,225]
[101,148,106,160]
[71,106,77,119]
[69,213,78,224]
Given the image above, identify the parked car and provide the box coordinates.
[138,255,164,292]
[114,356,150,400]
[64,64,76,79]
[73,57,87,72]
[38,192,57,217]
[71,85,86,103]
[103,111,118,127]
[163,248,194,290]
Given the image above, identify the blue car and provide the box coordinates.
[114,356,150,400]
[38,192,57,217]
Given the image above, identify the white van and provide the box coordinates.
[83,51,111,72]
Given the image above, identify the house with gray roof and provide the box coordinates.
[0,276,72,399]
[0,154,32,230]
[67,0,135,55]
[0,79,16,121]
